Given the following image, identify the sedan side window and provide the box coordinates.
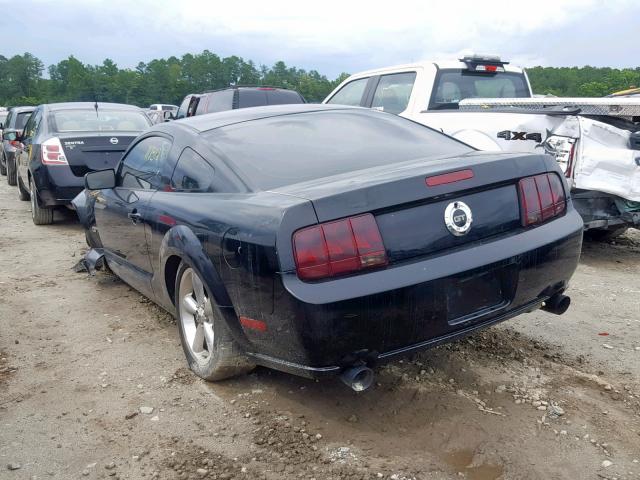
[325,78,369,106]
[118,136,172,190]
[171,148,216,192]
[371,72,417,114]
[22,110,41,142]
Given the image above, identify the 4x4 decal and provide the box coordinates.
[497,130,542,143]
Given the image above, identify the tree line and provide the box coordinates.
[0,51,350,107]
[1,51,638,108]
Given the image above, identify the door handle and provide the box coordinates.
[127,210,142,224]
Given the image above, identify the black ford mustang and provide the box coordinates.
[74,104,583,390]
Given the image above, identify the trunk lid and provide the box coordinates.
[59,133,137,177]
[276,151,550,264]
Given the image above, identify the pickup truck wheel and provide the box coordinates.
[6,157,17,186]
[175,263,254,381]
[586,227,628,242]
[0,152,6,176]
[30,180,54,225]
[17,176,29,201]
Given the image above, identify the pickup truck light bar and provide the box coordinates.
[459,54,509,73]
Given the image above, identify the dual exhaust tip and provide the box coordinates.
[339,293,571,392]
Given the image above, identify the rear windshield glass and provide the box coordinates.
[51,110,150,132]
[205,109,472,190]
[16,112,33,129]
[429,69,530,110]
[238,89,304,109]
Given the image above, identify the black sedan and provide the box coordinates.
[15,102,152,224]
[74,104,583,390]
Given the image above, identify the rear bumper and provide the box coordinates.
[32,165,84,206]
[243,210,584,378]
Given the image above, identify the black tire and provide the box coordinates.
[0,152,6,176]
[29,180,54,225]
[175,262,254,381]
[586,226,628,242]
[6,156,17,186]
[17,175,29,201]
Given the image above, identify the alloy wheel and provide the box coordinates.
[178,268,215,365]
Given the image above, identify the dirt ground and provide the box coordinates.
[1,179,639,480]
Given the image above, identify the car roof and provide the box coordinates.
[344,60,524,79]
[202,86,300,94]
[44,102,144,111]
[8,106,36,113]
[154,104,359,134]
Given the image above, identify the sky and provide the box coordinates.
[1,0,638,79]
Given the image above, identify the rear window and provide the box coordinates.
[237,89,304,109]
[16,112,33,130]
[51,109,150,132]
[205,109,472,190]
[429,69,530,110]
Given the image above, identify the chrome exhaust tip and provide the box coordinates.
[340,365,374,392]
[541,294,571,315]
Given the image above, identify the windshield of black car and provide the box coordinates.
[429,69,530,110]
[205,110,473,190]
[51,109,150,132]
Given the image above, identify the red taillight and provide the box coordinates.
[518,173,566,226]
[293,214,387,281]
[41,137,68,165]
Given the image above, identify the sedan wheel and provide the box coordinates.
[6,156,17,186]
[30,180,54,225]
[176,263,254,381]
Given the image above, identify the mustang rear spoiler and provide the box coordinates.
[459,97,640,117]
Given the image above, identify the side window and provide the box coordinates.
[187,96,200,117]
[118,136,173,190]
[16,112,33,130]
[171,148,216,192]
[371,72,417,114]
[326,78,369,106]
[4,110,14,129]
[22,110,41,141]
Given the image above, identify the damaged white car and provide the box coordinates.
[324,54,640,238]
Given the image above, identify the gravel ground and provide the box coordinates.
[0,179,639,480]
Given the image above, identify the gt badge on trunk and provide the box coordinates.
[445,201,473,236]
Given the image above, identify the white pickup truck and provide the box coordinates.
[323,55,640,238]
